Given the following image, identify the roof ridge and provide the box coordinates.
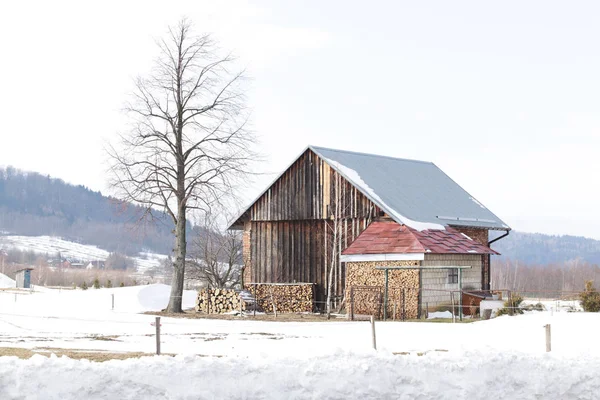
[309,145,434,166]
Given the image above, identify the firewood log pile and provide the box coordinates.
[245,283,314,313]
[195,288,246,314]
[345,261,419,319]
[348,287,383,318]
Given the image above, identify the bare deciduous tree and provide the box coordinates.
[187,213,242,289]
[108,19,256,312]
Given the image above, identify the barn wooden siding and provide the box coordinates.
[452,227,491,291]
[245,150,381,305]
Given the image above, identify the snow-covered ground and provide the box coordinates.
[0,272,15,289]
[1,285,600,399]
[0,235,165,272]
[522,298,583,312]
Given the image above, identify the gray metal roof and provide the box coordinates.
[229,145,510,231]
[310,146,510,231]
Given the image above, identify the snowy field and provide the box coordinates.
[0,272,15,288]
[0,235,166,272]
[1,285,600,399]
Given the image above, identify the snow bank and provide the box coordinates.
[427,310,452,319]
[1,350,599,400]
[0,284,197,317]
[0,272,15,289]
[3,286,600,399]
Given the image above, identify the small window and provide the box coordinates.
[448,268,458,284]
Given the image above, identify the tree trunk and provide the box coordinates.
[326,224,336,317]
[167,208,187,313]
[326,175,341,317]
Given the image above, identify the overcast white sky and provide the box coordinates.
[1,1,599,239]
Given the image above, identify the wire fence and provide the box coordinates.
[192,285,586,322]
[0,285,586,324]
[184,286,582,321]
[0,287,583,356]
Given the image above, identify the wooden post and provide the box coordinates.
[327,289,331,320]
[270,288,277,319]
[155,316,161,355]
[350,287,355,321]
[458,268,463,321]
[111,294,114,311]
[370,315,377,350]
[207,286,211,315]
[426,302,429,319]
[545,324,551,352]
[253,284,257,317]
[383,269,389,321]
[393,302,397,321]
[451,292,456,323]
[239,294,243,316]
[402,288,406,321]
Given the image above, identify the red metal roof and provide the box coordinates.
[342,221,499,255]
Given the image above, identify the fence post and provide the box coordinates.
[111,294,114,311]
[402,288,406,321]
[350,287,355,321]
[370,315,377,350]
[253,284,257,317]
[383,269,389,321]
[545,324,551,352]
[207,286,211,315]
[155,316,161,355]
[458,268,463,321]
[270,289,277,319]
[451,292,456,323]
[393,301,397,321]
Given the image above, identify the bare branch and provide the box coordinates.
[107,19,258,313]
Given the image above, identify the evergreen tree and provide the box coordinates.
[580,281,600,312]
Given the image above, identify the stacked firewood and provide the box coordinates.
[246,283,314,313]
[348,287,382,318]
[346,261,419,319]
[196,288,246,314]
[345,261,419,288]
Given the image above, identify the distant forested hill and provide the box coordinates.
[492,230,600,265]
[2,166,599,265]
[0,167,174,255]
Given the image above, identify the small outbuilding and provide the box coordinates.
[340,220,499,318]
[15,268,33,289]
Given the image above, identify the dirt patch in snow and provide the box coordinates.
[0,347,160,361]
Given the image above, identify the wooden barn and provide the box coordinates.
[228,146,510,311]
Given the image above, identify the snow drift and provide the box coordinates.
[0,272,15,289]
[1,350,599,400]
